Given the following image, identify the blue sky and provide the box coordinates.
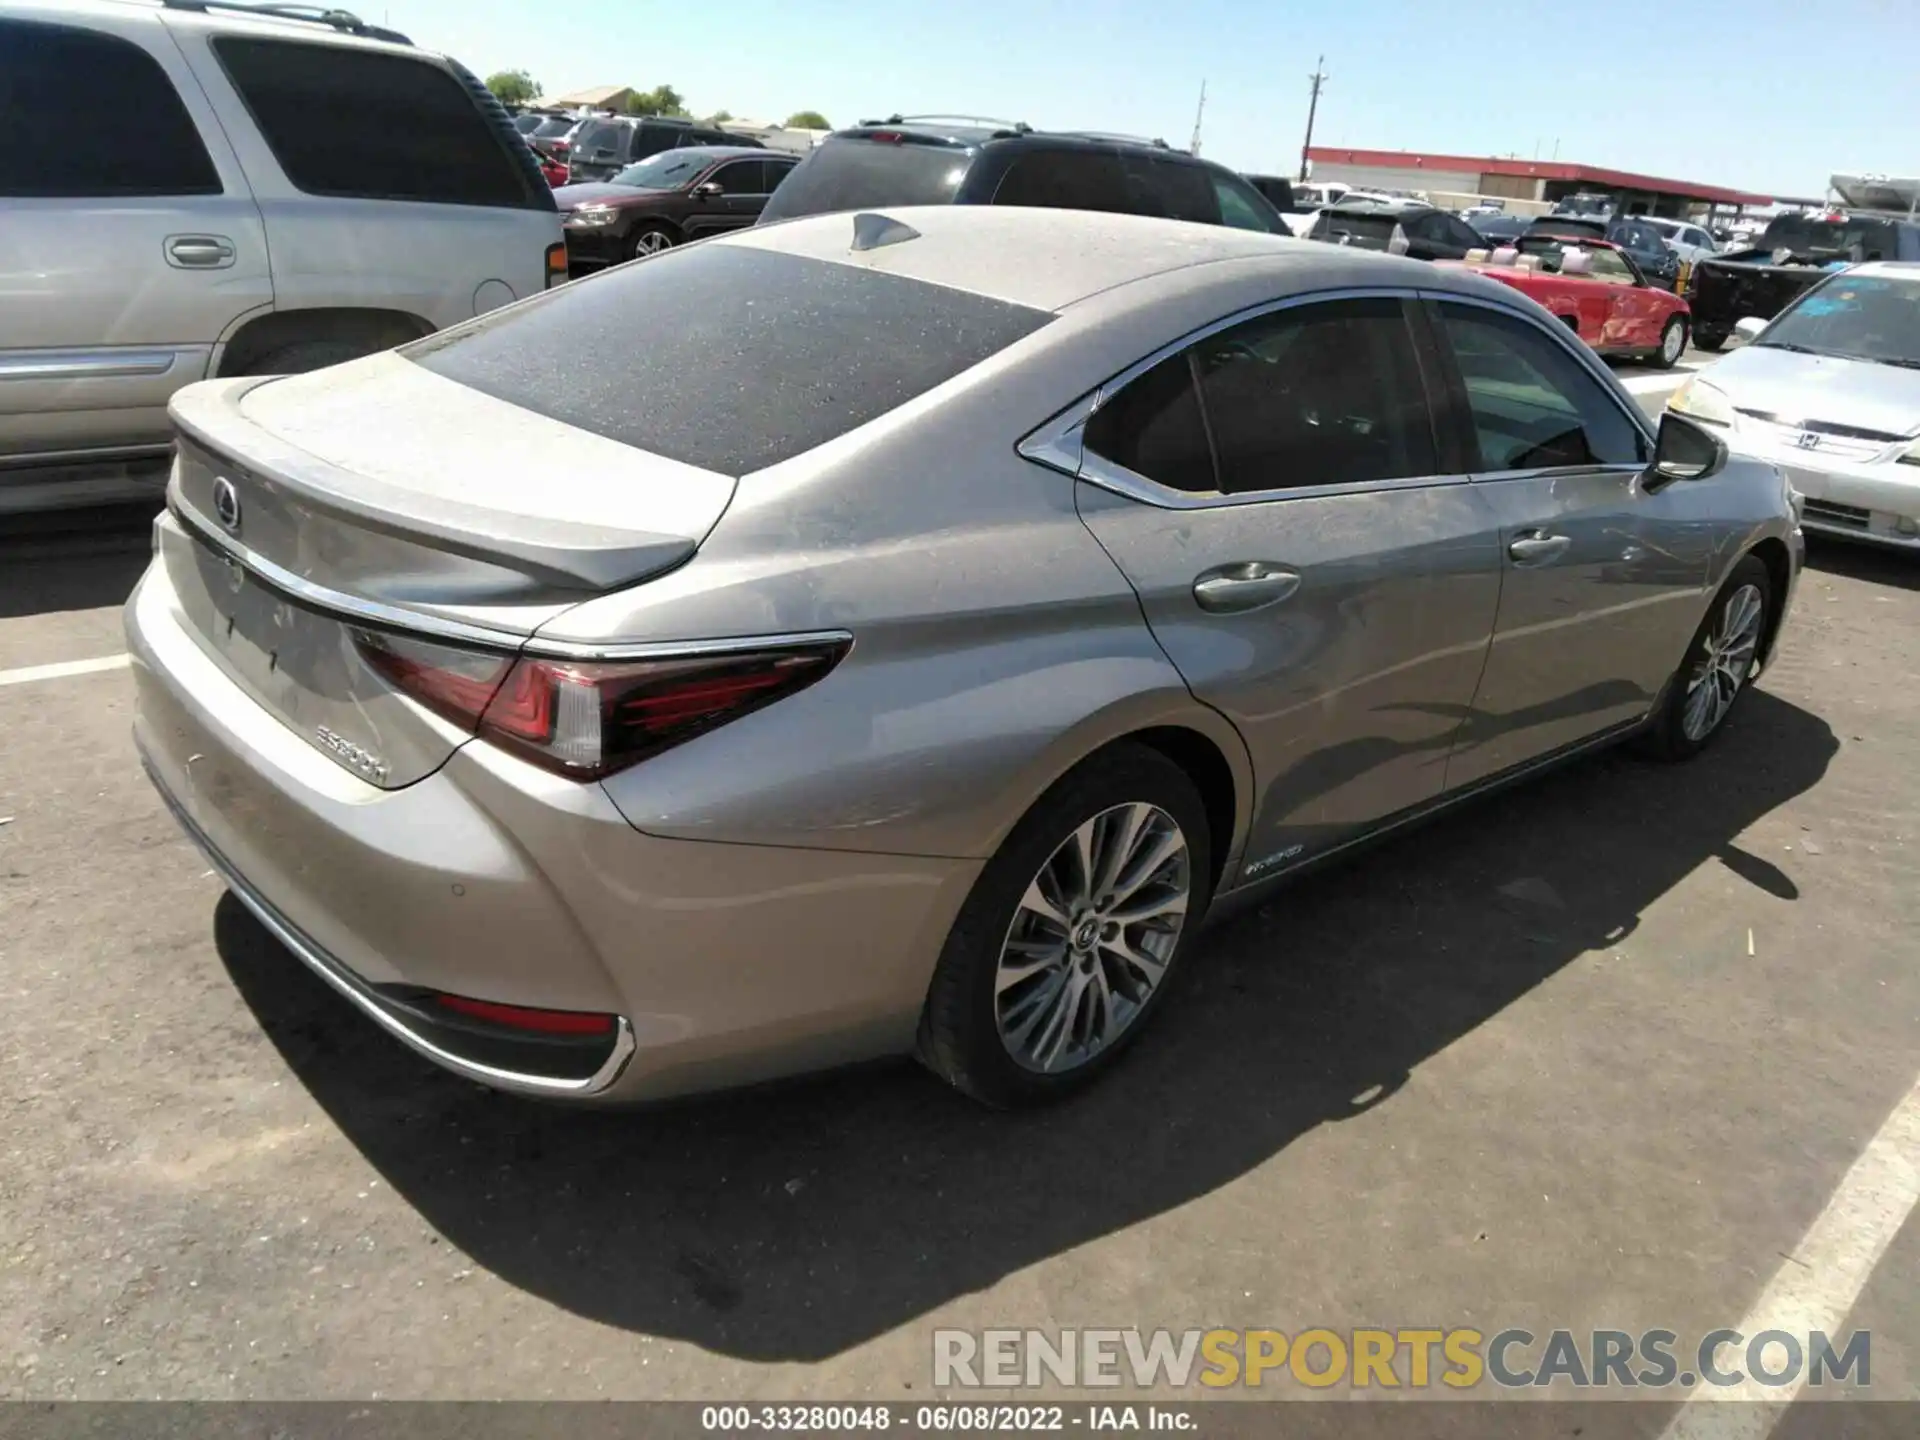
[381,0,1917,199]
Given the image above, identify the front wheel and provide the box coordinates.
[1652,315,1689,369]
[916,744,1213,1107]
[1636,556,1772,761]
[1694,328,1728,353]
[627,225,677,259]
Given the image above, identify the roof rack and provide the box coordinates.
[157,0,413,45]
[1056,130,1173,150]
[865,113,1033,134]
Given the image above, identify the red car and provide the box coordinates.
[1443,236,1692,367]
[526,139,568,188]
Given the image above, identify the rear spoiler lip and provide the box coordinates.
[168,377,702,593]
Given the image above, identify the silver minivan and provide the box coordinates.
[0,0,564,511]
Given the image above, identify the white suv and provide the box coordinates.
[0,0,565,511]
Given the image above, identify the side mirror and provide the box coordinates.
[692,181,722,199]
[1648,411,1728,487]
[1734,316,1768,343]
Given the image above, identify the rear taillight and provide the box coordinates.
[355,631,847,780]
[357,631,516,727]
[545,241,568,287]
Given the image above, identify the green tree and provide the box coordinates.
[703,109,734,125]
[485,70,540,107]
[785,110,831,130]
[625,85,687,117]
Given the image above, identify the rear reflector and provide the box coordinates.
[545,241,568,288]
[433,993,616,1035]
[354,630,848,780]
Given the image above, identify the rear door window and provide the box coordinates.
[1123,156,1221,225]
[993,151,1131,212]
[406,245,1051,475]
[1,18,220,197]
[1084,296,1438,495]
[1193,297,1436,493]
[712,160,766,195]
[213,37,538,207]
[1436,302,1647,470]
[758,137,971,221]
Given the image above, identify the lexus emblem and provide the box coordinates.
[1794,431,1822,451]
[211,475,242,532]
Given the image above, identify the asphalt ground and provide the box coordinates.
[2,375,1917,1433]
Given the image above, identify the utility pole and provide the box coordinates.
[1299,56,1327,181]
[1189,79,1207,156]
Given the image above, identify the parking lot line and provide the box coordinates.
[1659,1072,1920,1438]
[0,652,130,687]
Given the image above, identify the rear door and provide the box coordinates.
[167,21,559,329]
[1072,294,1504,874]
[1426,298,1711,787]
[0,11,271,470]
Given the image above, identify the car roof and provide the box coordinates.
[725,205,1519,314]
[1844,261,1920,279]
[1325,199,1432,218]
[832,119,1197,158]
[645,145,775,162]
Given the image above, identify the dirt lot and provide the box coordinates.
[1,504,1916,1433]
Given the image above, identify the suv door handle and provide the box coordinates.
[1192,562,1301,614]
[1508,531,1572,565]
[165,235,236,269]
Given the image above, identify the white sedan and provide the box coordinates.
[1668,262,1920,550]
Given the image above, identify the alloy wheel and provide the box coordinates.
[634,230,674,255]
[993,802,1191,1074]
[1682,583,1764,741]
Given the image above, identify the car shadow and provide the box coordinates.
[0,502,160,621]
[213,687,1837,1363]
[1805,533,1920,593]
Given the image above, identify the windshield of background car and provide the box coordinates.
[1761,216,1907,260]
[1310,210,1398,248]
[757,137,970,221]
[1530,218,1606,241]
[572,120,628,154]
[611,149,710,189]
[532,117,574,139]
[1761,275,1920,367]
[405,244,1051,474]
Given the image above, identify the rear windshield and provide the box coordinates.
[405,244,1050,475]
[759,137,970,222]
[1310,212,1398,248]
[1760,215,1906,260]
[532,117,574,138]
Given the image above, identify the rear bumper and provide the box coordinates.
[126,560,979,1103]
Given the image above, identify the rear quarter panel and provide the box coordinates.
[532,319,1257,865]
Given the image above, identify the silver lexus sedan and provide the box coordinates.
[1668,261,1920,550]
[127,207,1802,1108]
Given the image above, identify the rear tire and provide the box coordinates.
[1652,315,1688,369]
[1635,555,1772,762]
[916,744,1214,1108]
[1694,328,1728,352]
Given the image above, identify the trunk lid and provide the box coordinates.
[161,355,737,786]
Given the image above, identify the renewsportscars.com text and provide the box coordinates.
[933,1327,1871,1391]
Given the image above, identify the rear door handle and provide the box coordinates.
[1192,562,1301,614]
[1508,531,1572,565]
[165,235,236,269]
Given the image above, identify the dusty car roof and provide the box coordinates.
[723,205,1473,313]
